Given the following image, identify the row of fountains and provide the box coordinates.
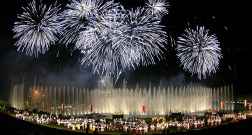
[9,80,234,115]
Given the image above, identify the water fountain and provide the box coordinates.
[9,80,234,115]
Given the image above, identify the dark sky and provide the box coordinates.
[0,0,251,100]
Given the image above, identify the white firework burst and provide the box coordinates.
[13,0,61,57]
[176,26,222,79]
[66,0,101,18]
[146,0,169,17]
[59,0,168,80]
[125,8,167,65]
[59,0,118,45]
[80,4,129,78]
[80,7,167,79]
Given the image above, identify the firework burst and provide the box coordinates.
[79,6,167,79]
[146,0,169,17]
[176,26,222,79]
[59,0,118,45]
[13,0,61,57]
[56,0,168,80]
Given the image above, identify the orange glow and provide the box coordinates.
[32,90,40,98]
[34,90,39,95]
[220,101,224,109]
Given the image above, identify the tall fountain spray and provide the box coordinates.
[9,75,234,115]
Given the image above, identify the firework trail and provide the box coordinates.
[176,26,222,79]
[60,0,168,79]
[13,0,61,57]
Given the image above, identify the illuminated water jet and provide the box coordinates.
[9,80,234,115]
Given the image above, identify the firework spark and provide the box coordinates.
[146,0,169,17]
[13,0,61,57]
[176,26,222,79]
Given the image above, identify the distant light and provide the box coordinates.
[224,26,228,31]
[244,99,247,107]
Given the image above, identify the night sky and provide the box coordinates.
[0,0,251,100]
